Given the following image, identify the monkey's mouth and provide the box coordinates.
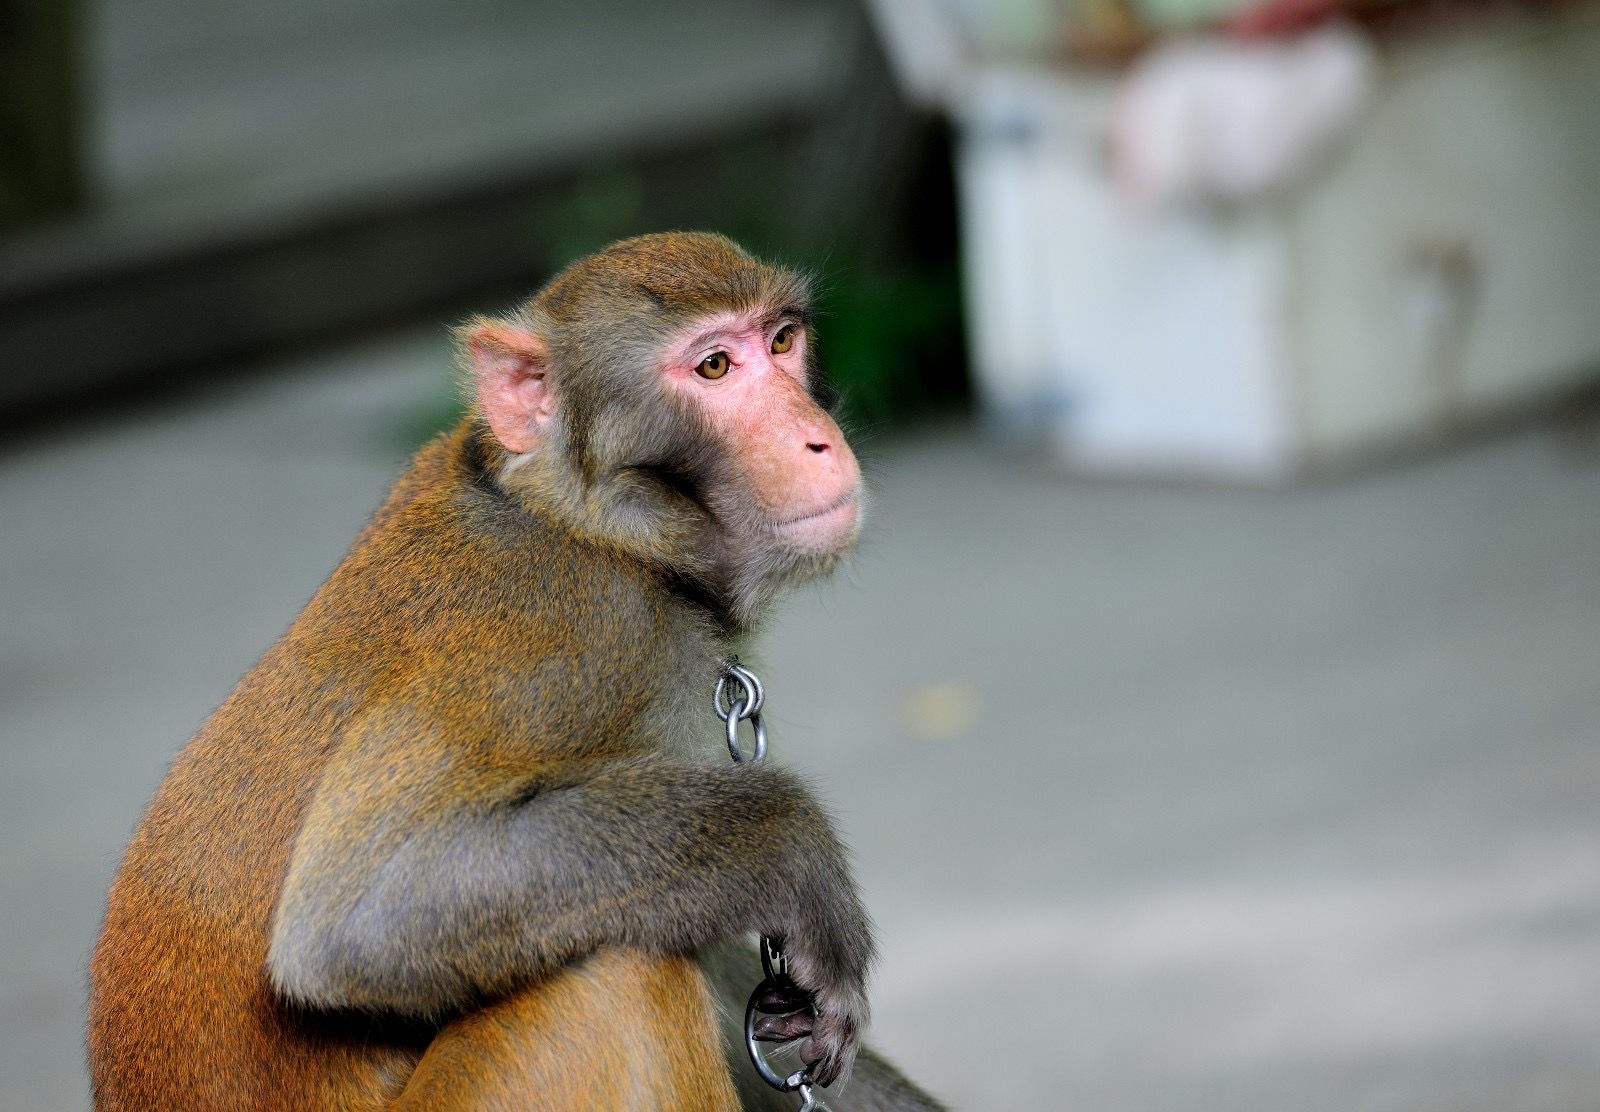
[768,488,860,545]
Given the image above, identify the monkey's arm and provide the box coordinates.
[267,703,873,1081]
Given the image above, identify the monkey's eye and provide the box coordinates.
[771,324,797,355]
[695,352,731,379]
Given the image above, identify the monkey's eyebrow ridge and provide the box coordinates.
[679,310,811,358]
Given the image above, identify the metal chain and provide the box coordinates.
[716,658,827,1111]
[714,659,767,762]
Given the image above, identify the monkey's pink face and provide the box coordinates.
[466,306,860,557]
[660,311,861,552]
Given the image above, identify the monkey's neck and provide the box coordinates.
[456,418,772,637]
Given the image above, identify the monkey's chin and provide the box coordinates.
[769,492,861,555]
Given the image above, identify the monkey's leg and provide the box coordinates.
[392,948,740,1112]
[699,943,949,1112]
[821,1047,949,1112]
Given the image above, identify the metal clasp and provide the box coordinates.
[743,937,823,1103]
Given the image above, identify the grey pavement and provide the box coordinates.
[4,330,1600,1110]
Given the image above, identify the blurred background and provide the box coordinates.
[4,0,1600,1108]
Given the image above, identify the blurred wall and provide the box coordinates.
[0,0,968,431]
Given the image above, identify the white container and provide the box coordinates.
[945,12,1600,480]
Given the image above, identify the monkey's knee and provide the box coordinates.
[393,950,740,1112]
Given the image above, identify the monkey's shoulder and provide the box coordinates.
[274,470,721,756]
[305,459,633,635]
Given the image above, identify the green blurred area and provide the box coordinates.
[0,0,84,227]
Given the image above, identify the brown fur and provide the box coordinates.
[88,234,944,1111]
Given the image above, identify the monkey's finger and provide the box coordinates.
[754,983,812,1014]
[752,1012,815,1042]
[797,1038,840,1087]
[799,1011,858,1088]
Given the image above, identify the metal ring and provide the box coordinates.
[735,663,765,716]
[715,663,765,721]
[719,688,751,726]
[726,708,766,763]
[744,979,812,1094]
[715,669,764,721]
[714,675,741,722]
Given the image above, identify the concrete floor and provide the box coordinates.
[4,330,1600,1110]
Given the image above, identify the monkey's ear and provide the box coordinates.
[461,318,554,454]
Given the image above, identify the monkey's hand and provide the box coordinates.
[750,973,863,1088]
[756,865,873,1087]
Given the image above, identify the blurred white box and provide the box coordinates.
[943,13,1600,481]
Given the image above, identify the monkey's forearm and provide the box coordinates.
[268,754,872,1017]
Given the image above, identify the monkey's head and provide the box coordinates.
[459,232,862,629]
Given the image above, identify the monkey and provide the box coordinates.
[87,232,947,1111]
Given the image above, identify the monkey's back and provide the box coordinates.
[86,437,462,1108]
[87,425,682,1109]
[88,640,429,1107]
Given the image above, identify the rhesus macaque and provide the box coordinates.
[88,233,945,1111]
